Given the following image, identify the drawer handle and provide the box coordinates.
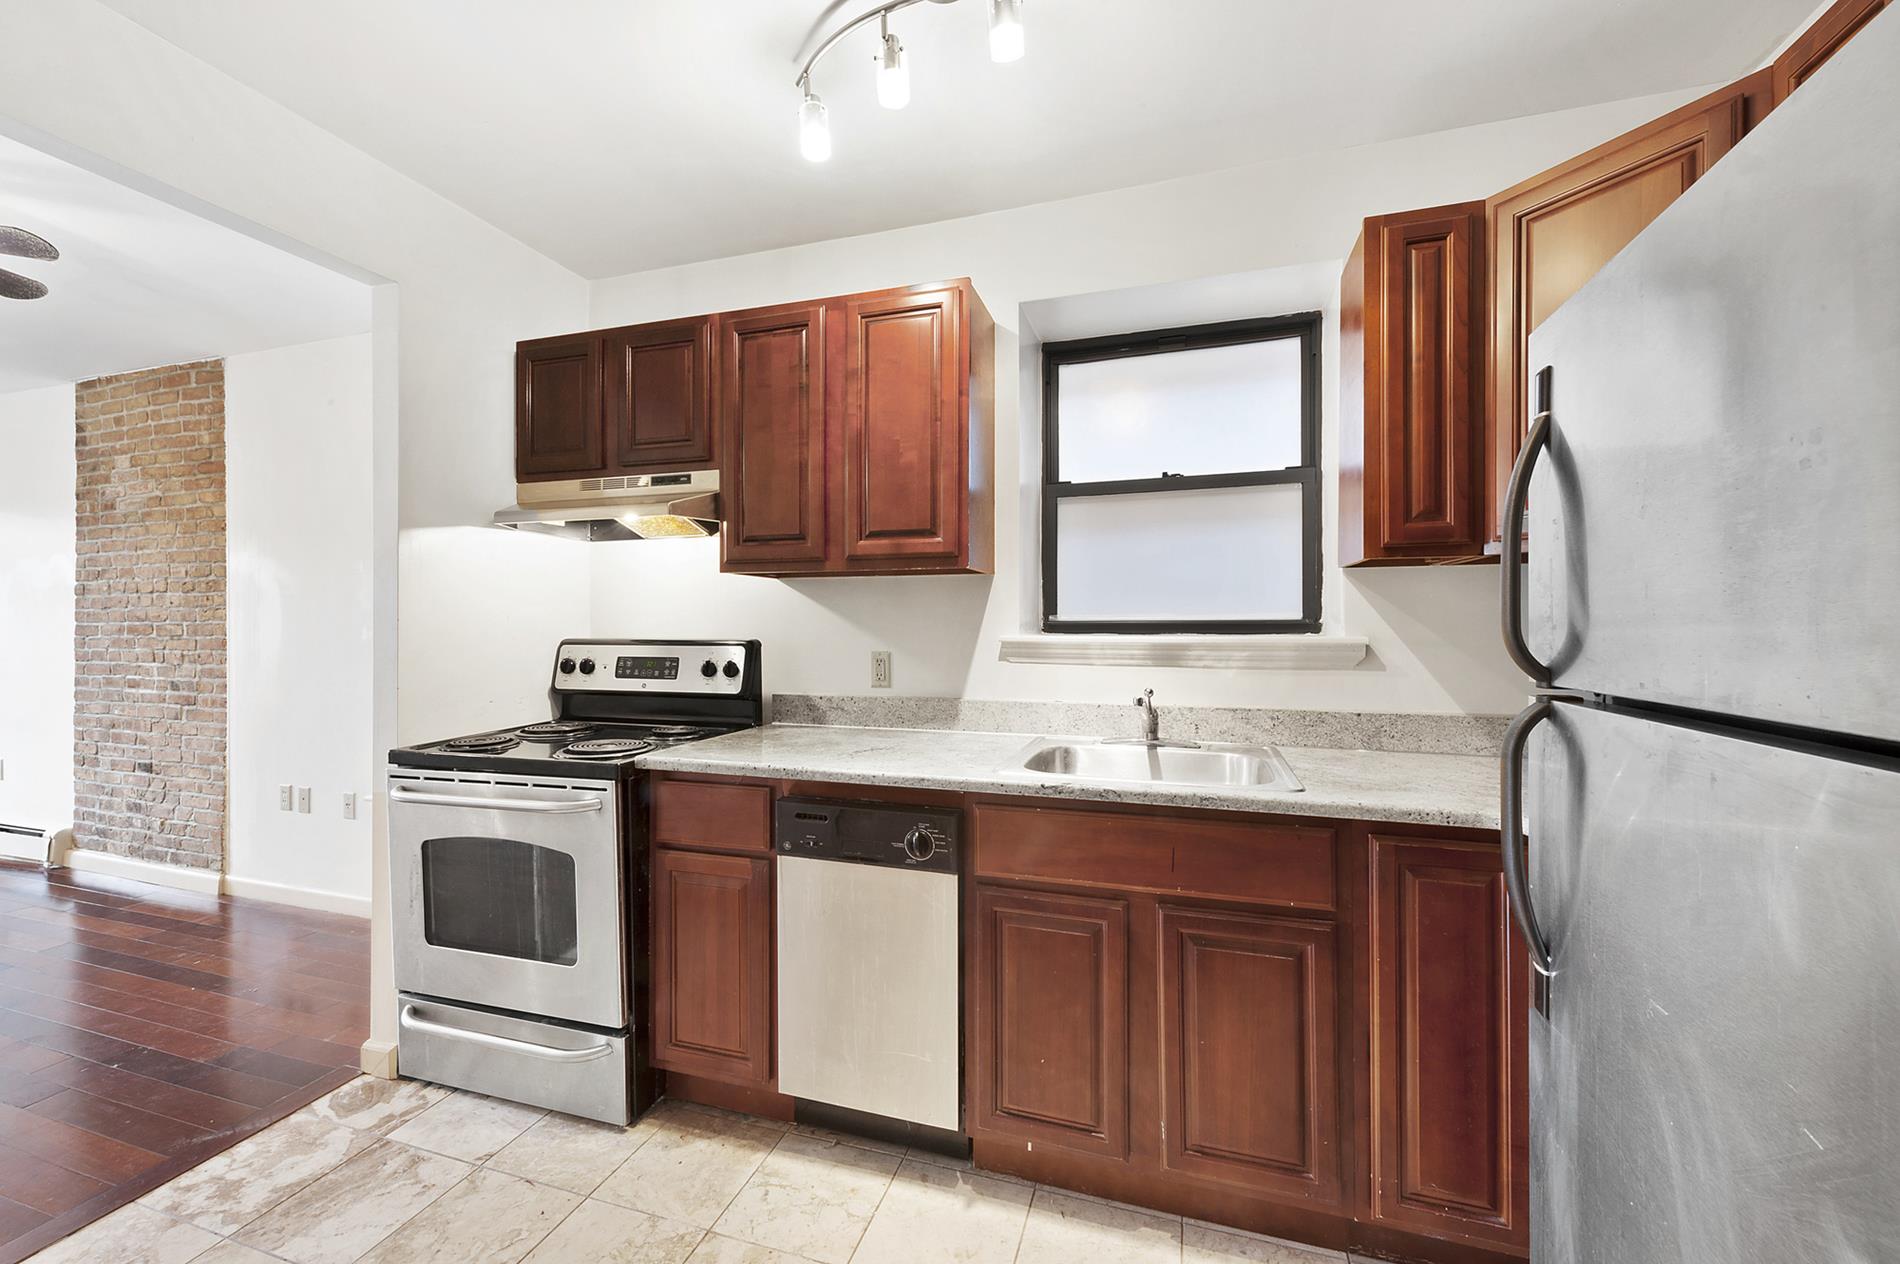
[400,1004,614,1064]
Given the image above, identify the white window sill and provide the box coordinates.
[997,634,1370,670]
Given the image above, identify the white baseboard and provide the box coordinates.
[360,1038,398,1079]
[63,848,223,894]
[221,873,371,919]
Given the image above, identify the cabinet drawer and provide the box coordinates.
[972,803,1336,913]
[651,779,773,853]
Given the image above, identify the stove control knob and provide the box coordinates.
[559,657,577,675]
[903,827,935,863]
[722,660,741,679]
[700,659,719,678]
[578,657,596,675]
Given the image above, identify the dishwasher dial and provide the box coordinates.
[902,827,936,862]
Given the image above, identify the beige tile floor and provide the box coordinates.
[29,1077,1383,1264]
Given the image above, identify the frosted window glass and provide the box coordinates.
[1054,483,1305,622]
[1057,338,1304,483]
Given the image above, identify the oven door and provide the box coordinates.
[388,770,626,1029]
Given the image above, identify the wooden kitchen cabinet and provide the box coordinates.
[515,316,716,483]
[1340,202,1489,565]
[1366,832,1528,1253]
[720,279,995,577]
[1485,80,1747,541]
[1158,906,1342,1206]
[515,333,604,480]
[968,884,1130,1158]
[1772,0,1891,101]
[718,300,831,568]
[604,316,716,472]
[649,846,774,1086]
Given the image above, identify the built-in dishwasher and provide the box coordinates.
[774,798,961,1134]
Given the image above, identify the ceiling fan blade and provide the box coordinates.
[0,226,58,261]
[0,267,50,300]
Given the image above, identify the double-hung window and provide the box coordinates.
[1040,313,1321,634]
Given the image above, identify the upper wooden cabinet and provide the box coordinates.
[514,316,716,483]
[1484,81,1747,541]
[721,279,995,577]
[719,300,831,569]
[1772,0,1891,100]
[604,317,715,472]
[515,333,604,480]
[1340,203,1488,565]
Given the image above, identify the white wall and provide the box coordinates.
[225,336,375,913]
[0,383,76,839]
[0,0,592,1058]
[585,86,1713,717]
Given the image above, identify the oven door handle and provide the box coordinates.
[399,1004,615,1064]
[388,786,604,814]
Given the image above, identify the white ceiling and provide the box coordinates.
[0,134,370,395]
[96,0,1814,280]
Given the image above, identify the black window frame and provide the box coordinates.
[1040,312,1323,635]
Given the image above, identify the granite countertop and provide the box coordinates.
[636,723,1501,830]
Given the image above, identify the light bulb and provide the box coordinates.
[988,0,1024,63]
[877,32,910,110]
[799,88,831,162]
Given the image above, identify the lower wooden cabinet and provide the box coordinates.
[649,846,773,1085]
[1367,833,1528,1251]
[1158,907,1340,1205]
[969,886,1130,1157]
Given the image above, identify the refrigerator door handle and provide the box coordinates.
[1500,367,1554,686]
[1501,697,1557,1007]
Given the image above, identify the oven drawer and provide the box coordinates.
[398,993,633,1125]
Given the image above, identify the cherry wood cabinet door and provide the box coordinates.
[1367,834,1528,1252]
[1773,0,1891,99]
[604,316,714,473]
[1158,906,1343,1208]
[840,284,965,565]
[970,885,1130,1158]
[720,302,829,570]
[650,847,773,1085]
[1486,82,1745,540]
[1342,203,1488,565]
[515,333,603,480]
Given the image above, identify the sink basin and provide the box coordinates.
[1016,740,1303,792]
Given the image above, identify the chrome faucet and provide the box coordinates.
[1134,688,1160,744]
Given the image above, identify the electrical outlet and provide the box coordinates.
[0,758,6,781]
[296,786,312,814]
[342,792,358,821]
[279,784,293,811]
[871,650,893,689]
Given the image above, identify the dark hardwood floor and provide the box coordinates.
[0,860,368,1264]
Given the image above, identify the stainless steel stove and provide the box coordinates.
[385,639,762,1124]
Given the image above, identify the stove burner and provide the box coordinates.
[440,733,519,753]
[516,720,595,740]
[643,725,709,740]
[555,738,656,761]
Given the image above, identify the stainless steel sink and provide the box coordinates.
[1015,740,1303,792]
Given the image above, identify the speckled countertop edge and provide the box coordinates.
[636,723,1502,831]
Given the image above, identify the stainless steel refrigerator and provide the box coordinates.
[1500,11,1900,1262]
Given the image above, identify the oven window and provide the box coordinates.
[420,837,579,966]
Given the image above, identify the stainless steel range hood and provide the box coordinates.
[491,470,720,542]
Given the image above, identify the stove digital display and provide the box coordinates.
[615,655,679,680]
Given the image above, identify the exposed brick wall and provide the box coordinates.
[72,361,227,871]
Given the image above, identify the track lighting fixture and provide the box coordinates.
[795,0,1025,161]
[798,79,832,162]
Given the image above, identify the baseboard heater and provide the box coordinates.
[0,822,64,866]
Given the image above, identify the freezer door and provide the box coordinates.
[1527,702,1900,1264]
[1521,10,1900,741]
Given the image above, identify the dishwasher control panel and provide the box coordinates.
[774,799,959,876]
